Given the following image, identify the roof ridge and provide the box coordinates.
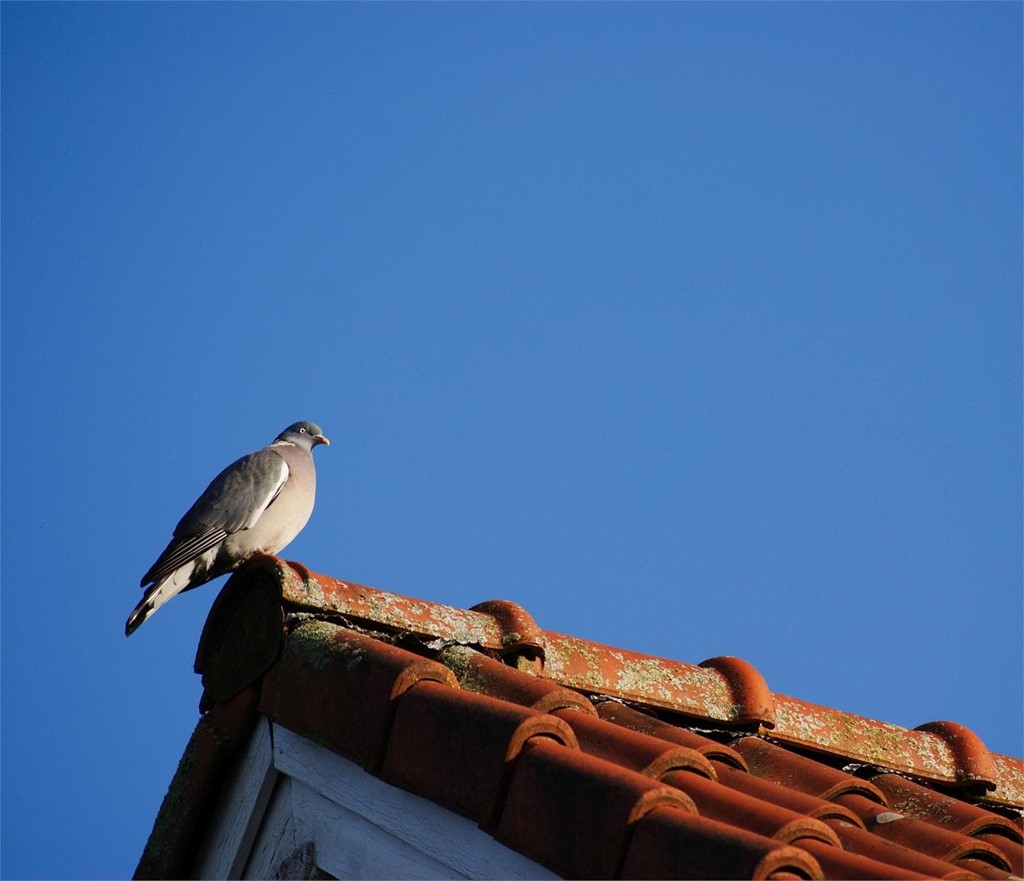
[233,556,1022,808]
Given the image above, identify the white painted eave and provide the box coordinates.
[190,717,559,880]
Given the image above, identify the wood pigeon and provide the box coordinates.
[125,421,329,636]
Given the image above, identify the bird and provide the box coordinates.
[125,421,330,636]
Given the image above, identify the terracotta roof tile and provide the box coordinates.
[440,642,596,715]
[712,763,866,829]
[495,737,697,878]
[871,773,1024,874]
[915,722,999,790]
[832,792,1011,871]
[596,699,750,769]
[731,737,889,803]
[551,707,718,780]
[698,655,777,728]
[798,836,945,880]
[822,821,988,879]
[956,857,1019,880]
[622,806,824,880]
[662,768,842,849]
[258,619,458,771]
[138,556,1024,880]
[977,837,1024,879]
[382,679,577,825]
[468,599,546,662]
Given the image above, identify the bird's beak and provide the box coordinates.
[314,434,330,447]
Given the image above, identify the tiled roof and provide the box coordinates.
[136,556,1024,880]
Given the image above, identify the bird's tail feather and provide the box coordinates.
[125,570,192,636]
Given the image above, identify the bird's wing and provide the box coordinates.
[140,449,289,586]
[139,526,229,588]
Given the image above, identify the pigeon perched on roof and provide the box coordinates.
[125,421,329,636]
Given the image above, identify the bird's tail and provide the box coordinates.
[124,571,191,636]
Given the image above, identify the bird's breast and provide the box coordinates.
[224,454,316,559]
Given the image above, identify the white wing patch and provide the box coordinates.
[244,456,290,529]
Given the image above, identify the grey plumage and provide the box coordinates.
[126,421,329,636]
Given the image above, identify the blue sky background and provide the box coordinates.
[2,3,1021,878]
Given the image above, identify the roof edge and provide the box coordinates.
[209,557,1024,809]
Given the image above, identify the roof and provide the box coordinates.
[135,555,1024,880]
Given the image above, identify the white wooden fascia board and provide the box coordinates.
[289,776,465,880]
[241,776,300,881]
[272,723,559,880]
[193,717,279,880]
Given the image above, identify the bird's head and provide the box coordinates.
[276,421,330,451]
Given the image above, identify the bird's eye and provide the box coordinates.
[299,427,307,433]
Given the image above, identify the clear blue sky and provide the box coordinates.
[2,3,1020,878]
